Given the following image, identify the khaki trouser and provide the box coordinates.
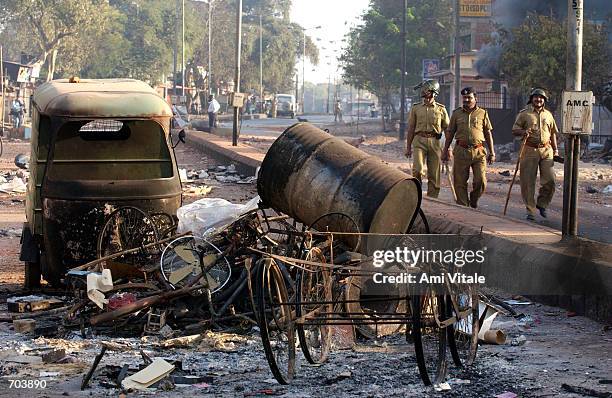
[412,134,441,198]
[519,146,555,215]
[452,145,487,207]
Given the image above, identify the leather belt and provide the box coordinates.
[525,141,550,148]
[456,140,483,149]
[417,131,439,138]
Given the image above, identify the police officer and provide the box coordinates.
[405,80,449,198]
[512,88,559,221]
[442,87,495,208]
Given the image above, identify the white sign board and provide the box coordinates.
[562,90,594,134]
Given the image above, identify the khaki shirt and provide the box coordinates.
[408,101,449,134]
[448,106,492,145]
[512,105,559,146]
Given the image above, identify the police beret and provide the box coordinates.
[460,87,475,95]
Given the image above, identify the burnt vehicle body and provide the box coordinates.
[20,79,182,287]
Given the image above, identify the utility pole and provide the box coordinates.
[302,29,306,114]
[181,0,185,97]
[259,12,263,110]
[327,73,331,114]
[173,0,178,93]
[562,0,583,236]
[399,0,406,141]
[1,45,4,136]
[232,0,242,146]
[208,0,213,96]
[454,0,461,108]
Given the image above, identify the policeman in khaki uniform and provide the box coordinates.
[405,80,449,198]
[512,88,559,221]
[442,87,495,208]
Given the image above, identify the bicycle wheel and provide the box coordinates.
[410,293,448,386]
[96,206,161,267]
[447,285,480,367]
[257,258,296,384]
[160,235,231,291]
[296,248,332,364]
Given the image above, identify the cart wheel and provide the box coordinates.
[256,209,300,257]
[308,212,361,254]
[257,258,296,384]
[296,248,331,364]
[96,206,161,266]
[410,293,448,386]
[447,285,480,367]
[406,208,430,234]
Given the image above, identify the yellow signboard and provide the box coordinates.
[459,0,491,17]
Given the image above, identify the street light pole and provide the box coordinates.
[181,0,185,97]
[399,0,406,141]
[232,0,242,146]
[208,0,213,96]
[302,29,306,114]
[562,0,583,236]
[454,0,461,108]
[260,13,263,109]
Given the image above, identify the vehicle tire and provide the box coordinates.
[447,286,479,367]
[296,248,331,364]
[410,293,448,386]
[257,258,296,384]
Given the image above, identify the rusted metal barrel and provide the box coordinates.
[257,123,421,237]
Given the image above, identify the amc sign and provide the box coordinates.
[562,90,594,134]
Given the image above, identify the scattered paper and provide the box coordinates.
[87,269,114,309]
[122,358,175,391]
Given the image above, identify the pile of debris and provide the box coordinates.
[583,138,612,164]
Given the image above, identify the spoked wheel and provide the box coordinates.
[150,212,177,239]
[256,209,300,257]
[447,285,480,367]
[410,293,448,386]
[160,235,231,291]
[97,206,161,266]
[257,258,296,384]
[307,212,361,254]
[296,248,332,364]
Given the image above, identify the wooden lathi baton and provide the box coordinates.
[503,134,529,215]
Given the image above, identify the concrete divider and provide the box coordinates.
[185,131,612,322]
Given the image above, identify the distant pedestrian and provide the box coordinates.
[208,94,220,129]
[10,96,25,129]
[334,100,343,123]
[511,88,559,221]
[442,87,495,208]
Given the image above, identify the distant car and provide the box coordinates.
[275,94,296,118]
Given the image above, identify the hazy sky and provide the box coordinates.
[290,0,370,84]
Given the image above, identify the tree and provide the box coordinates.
[500,14,611,105]
[340,0,452,116]
[0,0,117,80]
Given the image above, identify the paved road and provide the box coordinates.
[228,114,378,136]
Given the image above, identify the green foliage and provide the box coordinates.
[500,14,611,103]
[340,0,452,107]
[0,0,318,92]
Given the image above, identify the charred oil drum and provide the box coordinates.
[257,123,422,241]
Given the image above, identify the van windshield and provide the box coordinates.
[277,96,293,103]
[47,119,173,181]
